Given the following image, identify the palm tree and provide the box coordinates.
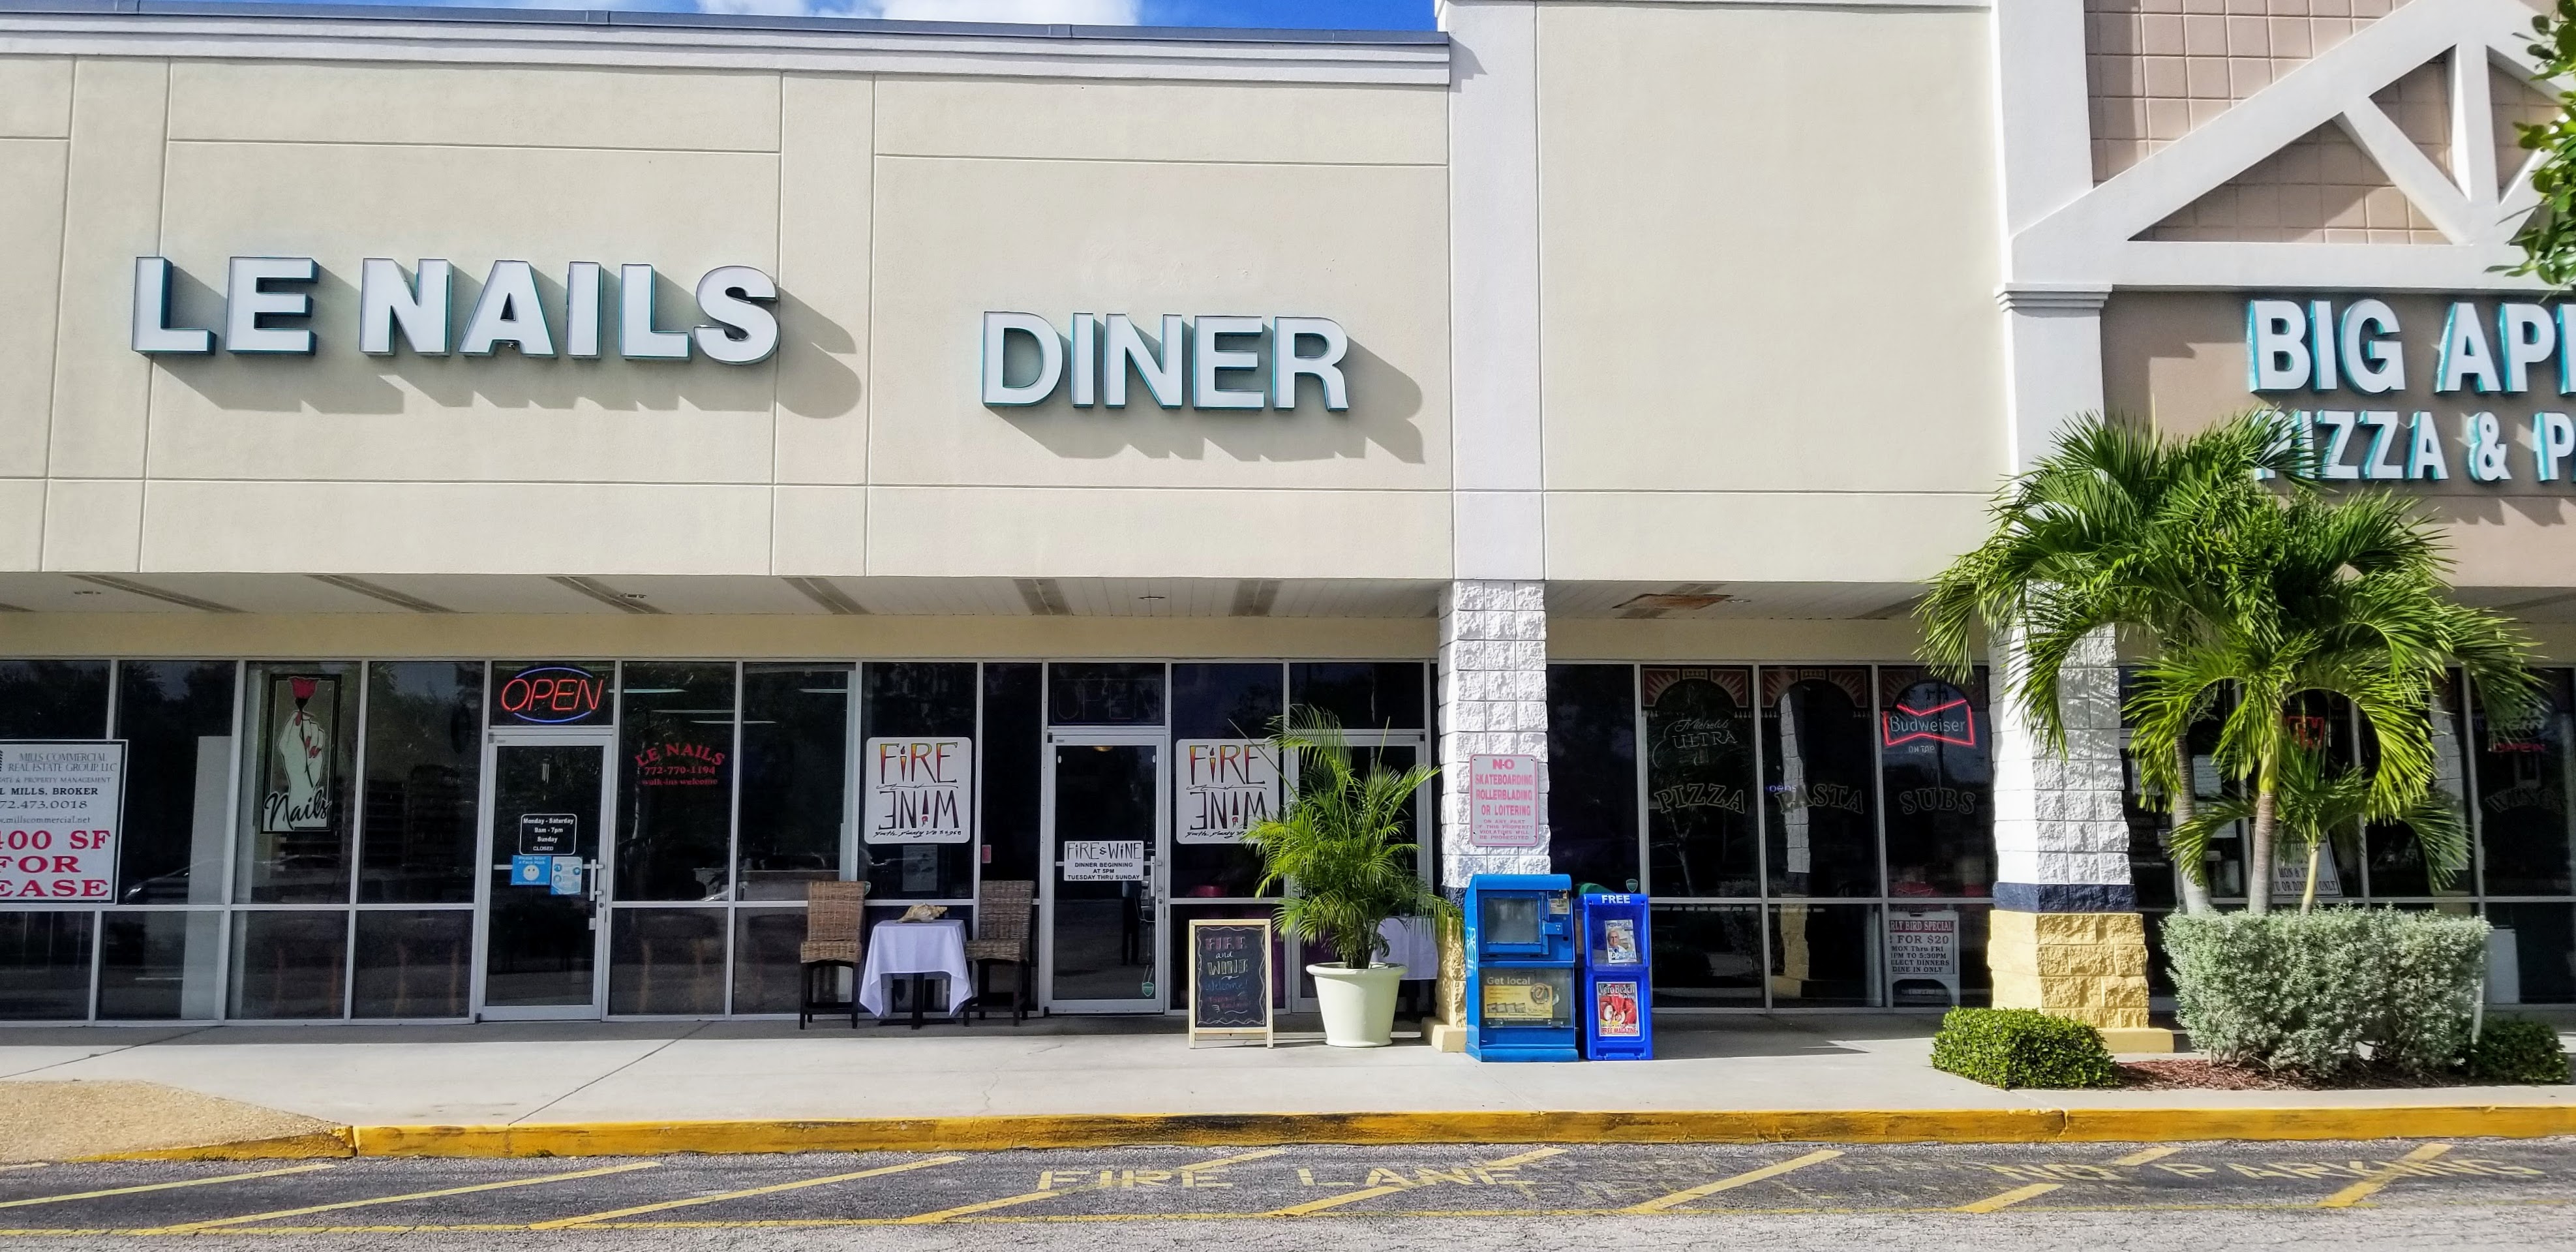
[2123,489,2537,913]
[1245,709,1452,969]
[1921,412,2302,915]
[2170,741,2467,912]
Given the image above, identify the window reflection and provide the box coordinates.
[1878,667,1993,898]
[1643,667,1758,898]
[1762,668,1877,898]
[360,662,482,904]
[737,665,851,900]
[616,663,738,902]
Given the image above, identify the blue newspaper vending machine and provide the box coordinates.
[1462,873,1581,1061]
[1580,893,1653,1060]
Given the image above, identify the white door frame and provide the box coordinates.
[472,727,616,1021]
[1038,727,1169,1015]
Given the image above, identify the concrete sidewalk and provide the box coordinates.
[2,1015,2569,1131]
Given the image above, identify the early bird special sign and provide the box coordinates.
[0,742,126,901]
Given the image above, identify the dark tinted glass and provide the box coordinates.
[114,662,236,905]
[1647,902,1761,1007]
[2473,669,2576,896]
[1290,662,1424,730]
[861,663,976,900]
[0,661,108,739]
[609,907,727,1015]
[1878,667,1992,898]
[981,664,1043,885]
[97,909,224,1019]
[616,662,737,902]
[2365,673,2472,898]
[352,908,470,1018]
[1768,903,1879,1006]
[2485,902,2575,1005]
[1761,668,1879,898]
[731,907,806,1014]
[0,910,93,1020]
[1170,664,1281,900]
[1643,667,1757,898]
[1049,662,1165,725]
[360,662,481,904]
[1547,665,1639,893]
[228,909,348,1018]
[738,665,851,900]
[237,662,361,904]
[1172,663,1282,739]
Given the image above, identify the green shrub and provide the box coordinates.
[2470,1018,2572,1085]
[1930,1008,2121,1089]
[2160,908,2487,1078]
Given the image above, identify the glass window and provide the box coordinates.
[1762,668,1879,898]
[861,663,976,900]
[616,663,737,902]
[1289,662,1425,731]
[738,665,851,901]
[2120,669,2245,902]
[1769,903,1881,1007]
[981,664,1043,885]
[359,662,482,904]
[1878,667,1993,899]
[229,909,348,1018]
[489,661,613,727]
[237,662,360,905]
[1549,665,1639,894]
[1048,662,1165,726]
[97,909,224,1020]
[731,906,807,1015]
[352,909,470,1018]
[0,910,93,1020]
[610,907,727,1015]
[1646,902,1762,1007]
[2367,673,2474,898]
[1642,667,1759,899]
[115,662,236,906]
[0,661,108,739]
[1887,903,1988,1010]
[2485,901,2575,1005]
[1171,664,1281,901]
[2473,669,2576,897]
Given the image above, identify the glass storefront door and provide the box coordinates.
[476,731,613,1019]
[1042,734,1166,1013]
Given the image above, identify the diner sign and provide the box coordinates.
[0,742,125,902]
[1187,917,1275,1048]
[1176,739,1278,845]
[1468,754,1541,848]
[865,737,972,844]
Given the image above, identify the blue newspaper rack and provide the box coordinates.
[1462,873,1580,1062]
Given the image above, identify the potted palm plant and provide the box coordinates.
[1246,709,1453,1047]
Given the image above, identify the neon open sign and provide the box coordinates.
[497,666,607,725]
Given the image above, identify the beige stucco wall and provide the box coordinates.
[0,56,1453,581]
[2104,290,2576,588]
[1531,3,2007,585]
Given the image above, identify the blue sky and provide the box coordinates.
[353,0,1436,29]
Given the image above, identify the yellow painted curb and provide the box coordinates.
[92,1103,2576,1161]
[84,1129,356,1162]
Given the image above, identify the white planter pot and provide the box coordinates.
[1307,961,1406,1047]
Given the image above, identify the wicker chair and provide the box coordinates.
[963,879,1037,1025]
[798,879,870,1028]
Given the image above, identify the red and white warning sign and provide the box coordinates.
[0,741,125,901]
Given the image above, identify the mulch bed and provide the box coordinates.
[2118,1058,2481,1090]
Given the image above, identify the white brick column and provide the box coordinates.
[1990,626,2134,913]
[1436,579,1551,889]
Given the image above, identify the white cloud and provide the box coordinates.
[693,0,1142,20]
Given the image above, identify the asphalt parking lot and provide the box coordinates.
[0,1136,2565,1235]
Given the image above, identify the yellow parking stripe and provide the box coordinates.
[2111,1146,2186,1168]
[1267,1147,1566,1217]
[1622,1149,1843,1214]
[531,1156,963,1229]
[0,1165,336,1210]
[1956,1182,2059,1213]
[896,1148,1287,1225]
[139,1161,659,1233]
[2318,1143,2452,1208]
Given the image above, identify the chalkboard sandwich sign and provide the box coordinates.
[1187,917,1275,1048]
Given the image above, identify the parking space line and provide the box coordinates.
[2318,1143,2452,1208]
[2111,1146,2187,1168]
[0,1164,337,1210]
[896,1148,1285,1225]
[530,1155,965,1229]
[1956,1182,2060,1213]
[137,1161,661,1234]
[1267,1147,1566,1217]
[1622,1149,1843,1214]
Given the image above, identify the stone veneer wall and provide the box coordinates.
[1435,580,1551,890]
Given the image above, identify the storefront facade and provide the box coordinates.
[0,0,2570,1023]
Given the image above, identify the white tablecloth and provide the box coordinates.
[858,919,972,1017]
[1378,916,1440,981]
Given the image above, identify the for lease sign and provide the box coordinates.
[0,742,125,902]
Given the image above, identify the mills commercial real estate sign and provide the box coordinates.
[2246,296,2576,484]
